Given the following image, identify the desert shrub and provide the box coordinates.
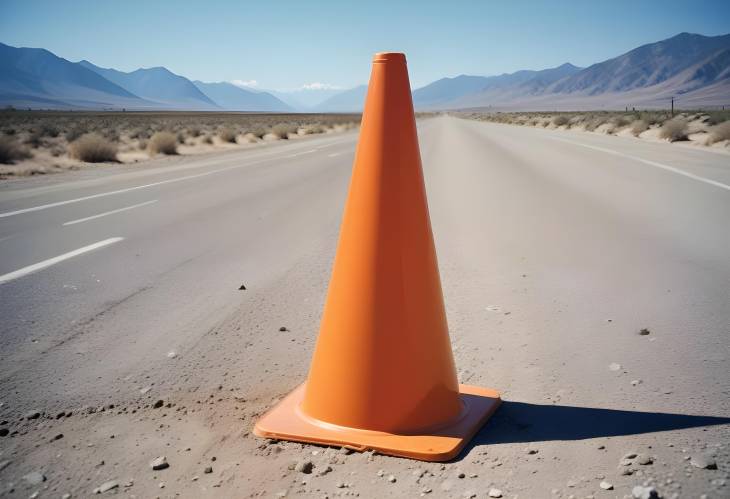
[707,121,730,144]
[65,127,88,142]
[304,124,326,134]
[705,110,730,125]
[68,133,118,162]
[552,115,569,127]
[147,131,178,155]
[248,127,268,139]
[202,134,213,144]
[0,136,32,164]
[271,123,298,139]
[630,120,648,137]
[218,128,237,143]
[659,118,688,142]
[611,116,631,128]
[188,127,201,138]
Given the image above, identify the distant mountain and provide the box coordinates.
[449,32,730,110]
[315,85,367,112]
[2,32,727,112]
[0,42,154,109]
[412,75,493,108]
[269,88,345,110]
[79,61,218,110]
[192,81,292,112]
[413,63,583,109]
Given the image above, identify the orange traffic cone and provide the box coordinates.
[254,52,500,461]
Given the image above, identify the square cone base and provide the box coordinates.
[253,383,501,461]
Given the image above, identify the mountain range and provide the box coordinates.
[1,32,728,112]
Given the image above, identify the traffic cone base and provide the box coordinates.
[254,384,500,461]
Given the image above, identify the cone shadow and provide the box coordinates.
[456,398,730,459]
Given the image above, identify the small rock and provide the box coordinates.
[139,386,152,395]
[317,465,332,476]
[150,456,169,470]
[599,481,613,490]
[422,487,432,494]
[153,400,164,409]
[23,471,46,485]
[191,476,199,481]
[0,460,11,471]
[52,433,64,441]
[463,492,476,498]
[526,448,538,455]
[294,460,313,474]
[335,482,346,488]
[377,469,385,477]
[623,452,638,460]
[275,491,288,498]
[488,488,503,498]
[238,284,246,290]
[94,480,118,494]
[387,475,396,483]
[636,454,653,465]
[0,428,8,437]
[279,326,288,332]
[25,411,41,420]
[638,328,650,336]
[690,455,717,470]
[631,485,660,499]
[61,494,72,499]
[167,351,177,359]
[56,412,66,419]
[631,380,642,386]
[609,363,621,372]
[457,472,465,479]
[204,466,213,474]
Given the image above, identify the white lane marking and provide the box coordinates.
[62,200,158,226]
[0,161,261,219]
[286,149,318,158]
[550,137,730,192]
[328,153,341,157]
[0,237,124,284]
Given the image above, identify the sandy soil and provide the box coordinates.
[0,117,728,499]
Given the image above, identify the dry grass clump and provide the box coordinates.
[303,124,326,134]
[707,121,730,144]
[659,117,688,142]
[147,131,178,155]
[68,133,118,163]
[0,136,32,164]
[552,115,569,127]
[271,123,298,139]
[630,119,648,137]
[218,128,237,143]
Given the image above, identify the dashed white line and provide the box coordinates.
[62,200,158,226]
[0,161,261,219]
[550,137,730,192]
[286,149,318,158]
[0,237,124,284]
[328,153,341,157]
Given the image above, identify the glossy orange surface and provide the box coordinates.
[254,53,500,461]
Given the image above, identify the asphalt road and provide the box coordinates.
[0,117,728,498]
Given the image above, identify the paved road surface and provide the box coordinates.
[0,117,728,498]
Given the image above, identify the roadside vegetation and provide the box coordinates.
[0,111,361,177]
[457,109,730,149]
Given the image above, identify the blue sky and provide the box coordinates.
[2,0,729,91]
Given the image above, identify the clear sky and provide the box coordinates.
[2,0,729,91]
